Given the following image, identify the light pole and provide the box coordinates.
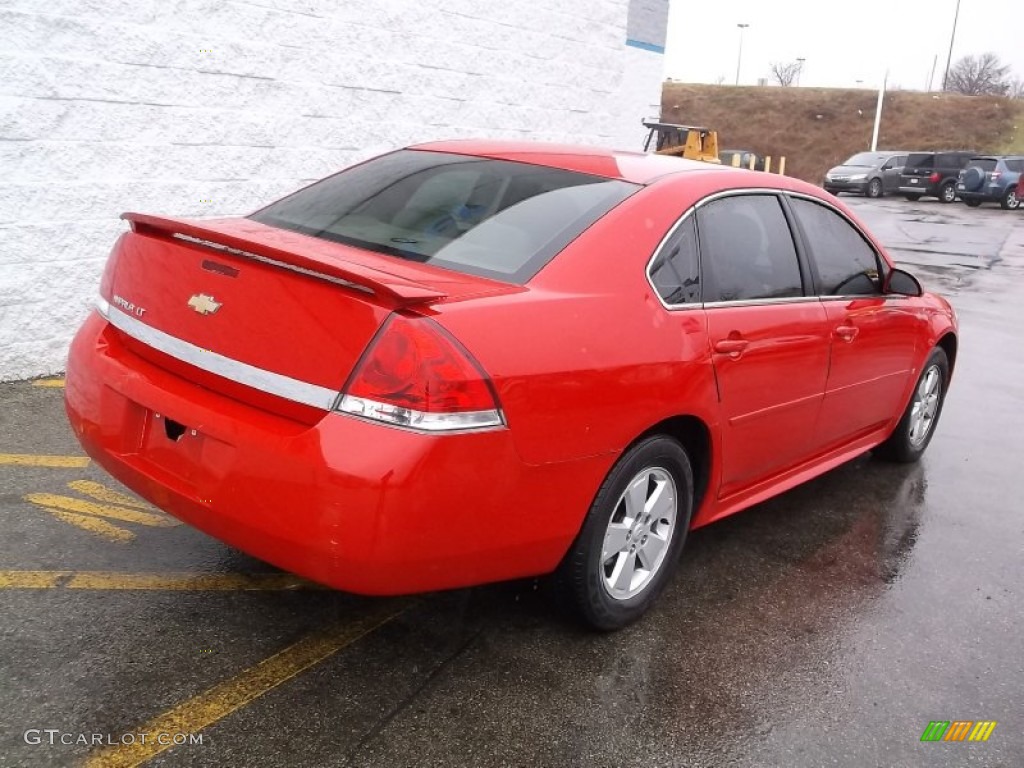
[796,57,806,86]
[735,24,749,85]
[871,70,889,151]
[941,0,961,91]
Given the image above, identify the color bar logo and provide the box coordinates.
[921,721,997,742]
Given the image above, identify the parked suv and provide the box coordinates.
[899,151,976,203]
[957,156,1024,210]
[824,151,908,197]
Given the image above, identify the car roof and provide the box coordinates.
[409,139,734,185]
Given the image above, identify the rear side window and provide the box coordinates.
[649,216,700,305]
[789,198,882,296]
[250,150,637,283]
[1005,159,1024,173]
[698,195,803,302]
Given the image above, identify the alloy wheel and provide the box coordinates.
[600,467,677,600]
[909,364,942,447]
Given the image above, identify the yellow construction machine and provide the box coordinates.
[642,120,720,164]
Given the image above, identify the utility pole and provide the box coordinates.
[735,24,749,85]
[796,57,806,86]
[941,0,961,91]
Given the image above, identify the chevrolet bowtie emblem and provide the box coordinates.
[187,293,222,315]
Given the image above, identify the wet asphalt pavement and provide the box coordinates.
[1,198,1023,767]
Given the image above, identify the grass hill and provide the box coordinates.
[661,83,1024,184]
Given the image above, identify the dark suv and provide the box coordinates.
[899,151,977,203]
[957,156,1024,210]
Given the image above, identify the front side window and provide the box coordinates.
[649,216,700,305]
[250,150,638,283]
[697,195,803,302]
[789,198,882,296]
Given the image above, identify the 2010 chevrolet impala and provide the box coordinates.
[65,141,958,629]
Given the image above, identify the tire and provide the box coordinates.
[939,181,957,203]
[904,194,921,202]
[875,347,950,463]
[867,178,883,198]
[1001,188,1020,210]
[964,199,982,208]
[552,436,693,631]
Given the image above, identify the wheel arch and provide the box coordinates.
[634,415,714,519]
[936,331,958,377]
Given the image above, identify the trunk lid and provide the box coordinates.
[104,214,518,419]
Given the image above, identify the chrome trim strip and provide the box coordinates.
[644,186,896,312]
[703,296,821,309]
[171,233,374,295]
[337,395,505,433]
[98,300,339,410]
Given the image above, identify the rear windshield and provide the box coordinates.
[250,150,638,283]
[906,153,935,169]
[966,158,998,172]
[936,153,970,168]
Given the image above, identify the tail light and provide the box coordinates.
[929,172,941,183]
[337,314,504,432]
[991,171,1002,181]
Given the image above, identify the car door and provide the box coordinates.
[882,155,906,193]
[697,193,831,498]
[787,195,921,449]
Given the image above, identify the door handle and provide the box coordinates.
[714,338,750,356]
[835,324,859,342]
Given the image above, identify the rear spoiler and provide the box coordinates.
[121,212,448,306]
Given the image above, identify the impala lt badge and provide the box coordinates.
[187,293,222,315]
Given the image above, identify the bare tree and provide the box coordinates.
[944,53,1012,96]
[1009,77,1024,100]
[769,61,802,87]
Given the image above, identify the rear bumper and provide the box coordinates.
[898,184,936,197]
[65,313,605,594]
[957,187,1005,203]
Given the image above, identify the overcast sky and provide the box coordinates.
[664,0,1024,89]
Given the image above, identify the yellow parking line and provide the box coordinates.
[38,507,136,542]
[0,571,70,588]
[0,570,324,591]
[84,602,409,768]
[65,572,324,591]
[68,480,149,509]
[24,494,178,528]
[31,377,66,388]
[0,454,90,468]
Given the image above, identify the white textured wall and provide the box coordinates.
[0,0,665,380]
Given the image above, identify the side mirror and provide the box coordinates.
[886,268,923,297]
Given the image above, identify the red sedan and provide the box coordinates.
[65,141,958,629]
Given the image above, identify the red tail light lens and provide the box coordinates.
[337,314,503,431]
[929,172,941,183]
